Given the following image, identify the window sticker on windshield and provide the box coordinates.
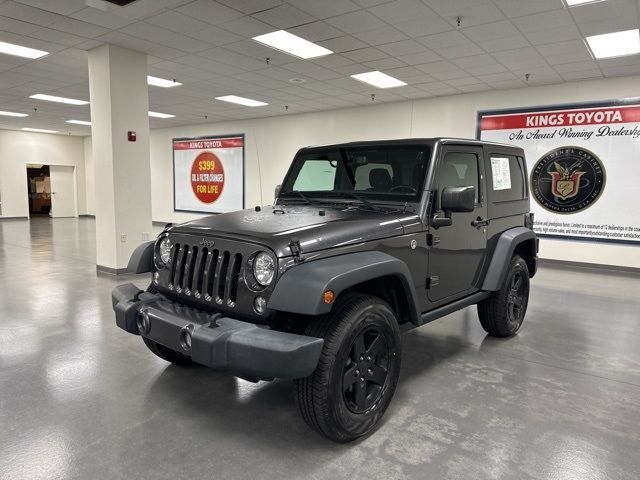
[491,157,511,190]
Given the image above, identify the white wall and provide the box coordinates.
[83,136,95,216]
[0,130,86,218]
[150,75,640,269]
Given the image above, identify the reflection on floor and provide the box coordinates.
[1,217,640,480]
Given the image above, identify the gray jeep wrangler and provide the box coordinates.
[113,138,537,442]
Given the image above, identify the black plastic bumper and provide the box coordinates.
[112,283,324,381]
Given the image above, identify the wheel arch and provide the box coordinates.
[268,251,421,326]
[482,227,538,291]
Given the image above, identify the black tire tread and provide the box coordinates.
[294,294,396,442]
[478,255,528,337]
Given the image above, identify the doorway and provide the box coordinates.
[26,164,78,218]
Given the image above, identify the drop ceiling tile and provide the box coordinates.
[13,0,86,16]
[216,15,274,37]
[478,34,531,53]
[559,69,603,81]
[332,63,373,75]
[318,35,369,53]
[431,68,470,80]
[312,54,355,69]
[369,0,435,24]
[342,46,389,63]
[70,6,135,29]
[305,68,344,80]
[252,4,315,29]
[352,26,409,46]
[289,21,345,42]
[425,0,505,28]
[492,0,564,18]
[450,53,500,69]
[476,71,518,83]
[290,0,360,19]
[602,64,640,77]
[197,48,268,71]
[492,47,548,70]
[414,60,458,74]
[173,54,245,75]
[145,10,212,34]
[188,26,244,46]
[536,40,588,58]
[0,14,44,34]
[48,16,111,37]
[377,39,426,56]
[363,57,407,70]
[326,10,388,34]
[491,79,526,89]
[512,9,575,33]
[176,0,245,25]
[0,1,64,26]
[553,60,600,74]
[522,25,582,46]
[398,50,442,65]
[28,28,87,47]
[393,15,452,38]
[224,39,296,66]
[217,0,283,14]
[576,15,639,37]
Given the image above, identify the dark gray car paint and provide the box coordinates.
[269,250,420,323]
[127,241,154,274]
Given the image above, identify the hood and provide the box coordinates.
[170,205,423,258]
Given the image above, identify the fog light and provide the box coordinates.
[323,290,335,304]
[179,326,193,352]
[137,308,151,334]
[254,296,267,314]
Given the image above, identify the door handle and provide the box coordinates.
[471,217,489,228]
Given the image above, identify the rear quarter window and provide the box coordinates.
[488,154,527,202]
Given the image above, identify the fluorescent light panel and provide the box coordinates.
[351,71,407,89]
[252,30,333,59]
[0,110,28,117]
[0,41,48,59]
[215,95,268,107]
[148,111,175,118]
[30,94,89,105]
[586,29,640,59]
[66,119,91,126]
[147,75,182,88]
[22,127,58,134]
[565,0,604,6]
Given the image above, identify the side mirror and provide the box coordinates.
[441,186,475,213]
[274,184,281,200]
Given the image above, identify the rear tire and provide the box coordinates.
[478,255,530,337]
[142,337,194,366]
[294,294,401,442]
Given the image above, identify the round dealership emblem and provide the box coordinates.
[191,151,225,204]
[531,146,605,214]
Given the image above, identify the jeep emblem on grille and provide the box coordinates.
[200,238,215,248]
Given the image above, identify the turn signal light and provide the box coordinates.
[323,290,335,304]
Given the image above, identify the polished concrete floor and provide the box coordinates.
[1,217,640,480]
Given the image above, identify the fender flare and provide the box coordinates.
[482,227,537,291]
[127,241,154,274]
[268,251,420,323]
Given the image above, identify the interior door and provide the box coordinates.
[427,146,487,303]
[49,165,77,218]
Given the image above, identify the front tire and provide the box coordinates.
[478,254,530,337]
[294,294,401,442]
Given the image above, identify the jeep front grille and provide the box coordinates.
[169,243,243,307]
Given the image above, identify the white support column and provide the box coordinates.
[88,44,152,273]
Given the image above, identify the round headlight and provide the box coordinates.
[253,252,275,286]
[158,237,172,266]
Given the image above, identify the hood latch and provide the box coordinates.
[289,237,305,263]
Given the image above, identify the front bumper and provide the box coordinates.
[112,283,323,381]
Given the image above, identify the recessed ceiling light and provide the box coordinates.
[586,29,640,59]
[215,95,268,107]
[252,30,333,59]
[22,127,59,134]
[564,0,605,6]
[148,111,175,118]
[147,75,182,88]
[66,120,91,126]
[350,71,408,89]
[0,110,28,117]
[30,94,89,105]
[0,41,48,59]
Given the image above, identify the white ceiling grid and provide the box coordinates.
[0,0,635,134]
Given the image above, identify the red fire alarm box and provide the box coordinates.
[128,131,136,142]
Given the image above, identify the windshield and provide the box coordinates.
[280,145,430,203]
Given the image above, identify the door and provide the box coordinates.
[427,146,487,303]
[49,165,77,218]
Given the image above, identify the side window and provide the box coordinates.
[439,152,479,202]
[488,154,526,202]
[292,160,336,191]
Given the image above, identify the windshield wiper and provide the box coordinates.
[325,192,381,211]
[279,191,322,205]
